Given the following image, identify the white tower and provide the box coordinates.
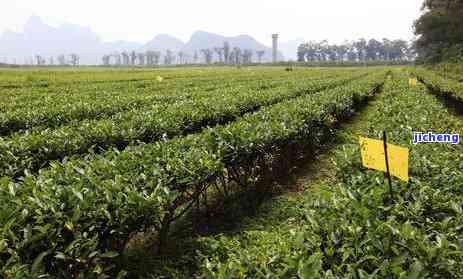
[272,34,279,63]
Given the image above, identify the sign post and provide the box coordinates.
[382,130,394,203]
[359,134,409,203]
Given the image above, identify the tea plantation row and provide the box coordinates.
[0,71,370,178]
[195,72,463,278]
[0,71,386,277]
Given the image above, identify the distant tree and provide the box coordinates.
[354,39,367,63]
[380,38,392,61]
[58,55,66,65]
[229,51,235,65]
[145,51,154,65]
[164,50,174,65]
[171,53,177,65]
[35,55,45,66]
[70,54,80,66]
[242,49,253,64]
[193,50,199,64]
[183,53,191,64]
[138,53,145,66]
[256,50,266,63]
[121,52,130,65]
[346,43,358,61]
[130,51,137,65]
[223,41,230,64]
[312,41,322,61]
[297,38,411,63]
[405,44,417,61]
[231,47,242,64]
[214,47,224,63]
[102,55,111,66]
[391,40,409,61]
[114,54,121,65]
[178,51,186,64]
[298,41,319,62]
[414,0,463,62]
[153,51,161,65]
[366,39,382,60]
[201,49,213,64]
[326,45,337,61]
[297,44,306,62]
[336,44,348,61]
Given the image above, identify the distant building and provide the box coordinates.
[272,34,279,63]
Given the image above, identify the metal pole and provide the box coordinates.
[382,130,394,203]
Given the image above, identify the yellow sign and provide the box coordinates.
[156,76,164,82]
[359,137,409,182]
[409,78,418,87]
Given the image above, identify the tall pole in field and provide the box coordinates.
[382,130,394,203]
[272,34,279,63]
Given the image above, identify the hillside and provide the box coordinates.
[0,15,141,65]
[140,34,185,52]
[0,16,286,65]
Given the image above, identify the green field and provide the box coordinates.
[0,66,462,278]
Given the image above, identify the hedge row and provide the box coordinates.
[0,72,386,277]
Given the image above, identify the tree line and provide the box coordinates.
[414,0,463,63]
[28,54,80,66]
[297,39,415,63]
[101,41,267,66]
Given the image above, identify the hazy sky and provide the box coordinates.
[1,0,424,44]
